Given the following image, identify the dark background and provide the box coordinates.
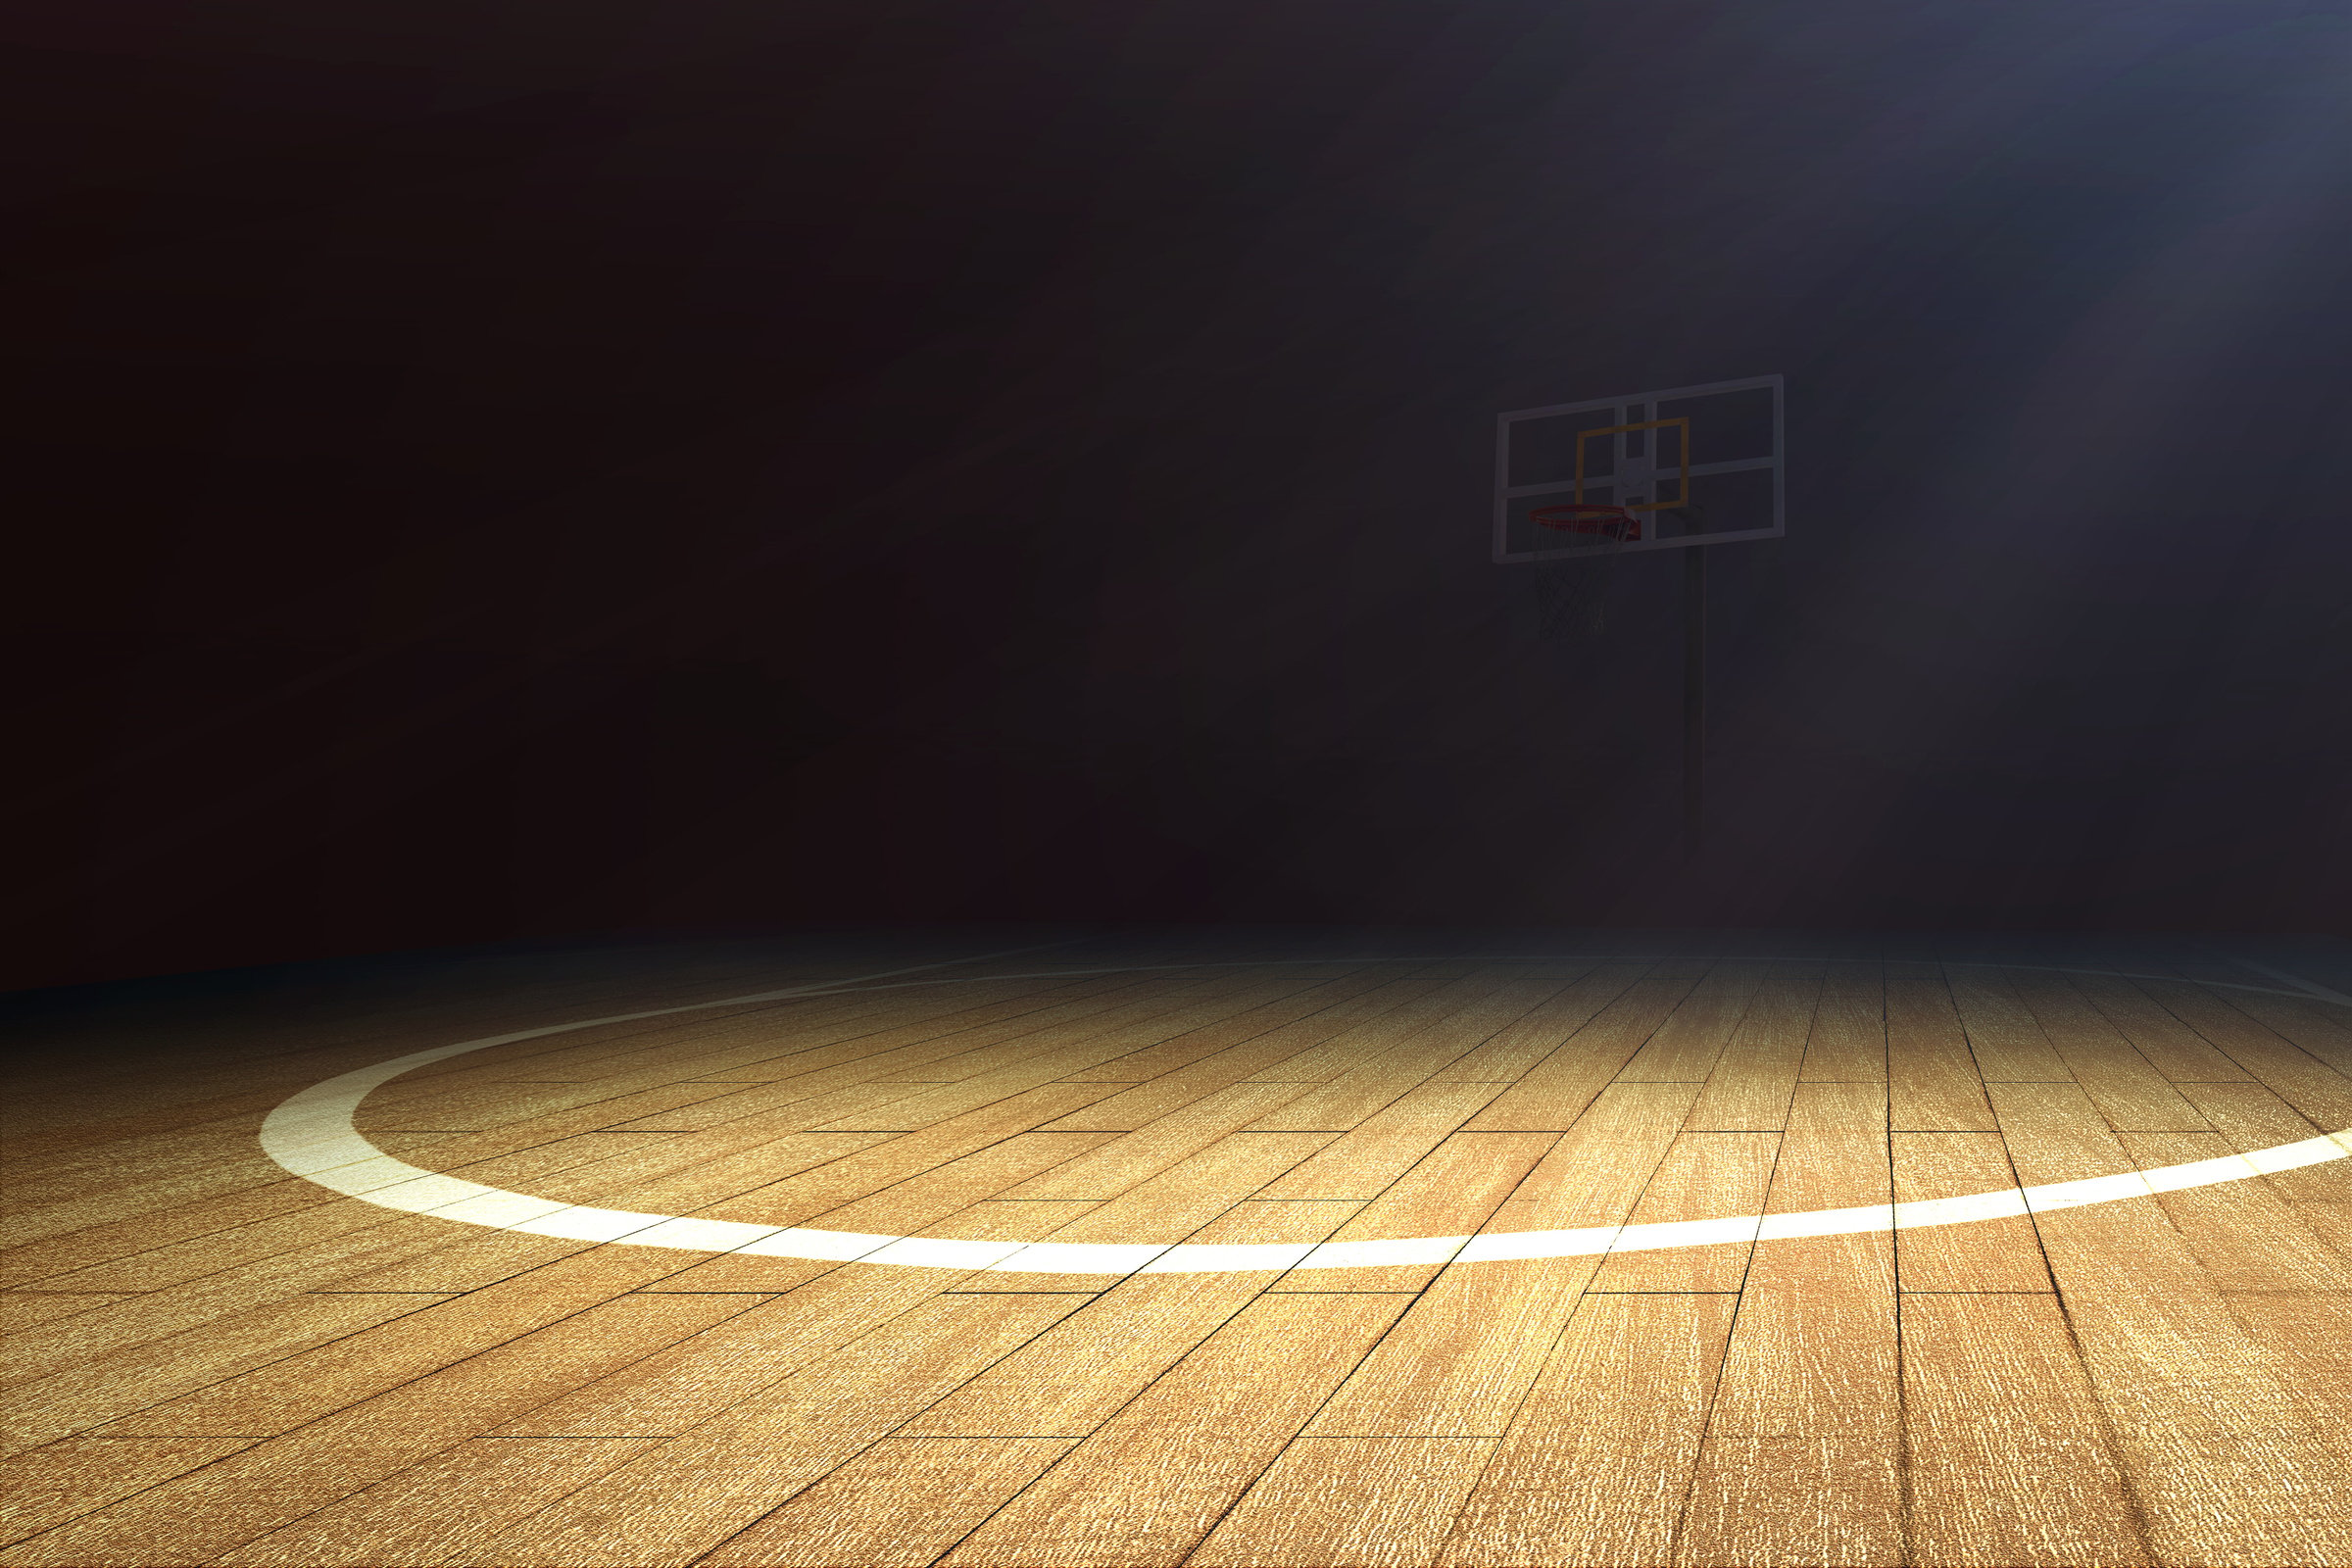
[12,0,2350,992]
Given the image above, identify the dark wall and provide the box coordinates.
[12,0,2351,989]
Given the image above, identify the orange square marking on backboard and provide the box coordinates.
[1574,416,1690,512]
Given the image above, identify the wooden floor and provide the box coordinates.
[4,932,2349,1567]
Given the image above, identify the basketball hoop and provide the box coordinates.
[1531,502,1642,541]
[1527,504,1634,640]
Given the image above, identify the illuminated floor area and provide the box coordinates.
[3,933,2348,1567]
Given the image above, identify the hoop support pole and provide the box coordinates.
[1684,546,1707,851]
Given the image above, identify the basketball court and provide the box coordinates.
[4,930,2348,1566]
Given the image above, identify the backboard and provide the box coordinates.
[1494,374,1783,564]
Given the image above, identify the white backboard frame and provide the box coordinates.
[1493,373,1784,564]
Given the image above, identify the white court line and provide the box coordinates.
[258,956,2352,1276]
[2230,956,2352,1007]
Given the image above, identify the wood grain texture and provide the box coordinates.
[210,1437,658,1565]
[1889,1131,2052,1293]
[1991,1080,2352,1564]
[1439,1294,1738,1567]
[472,1294,1087,1566]
[1798,965,1886,1083]
[1682,1083,1900,1567]
[1886,967,1997,1132]
[937,1294,1408,1567]
[0,1438,255,1548]
[5,937,2348,1567]
[1902,1293,2150,1565]
[1268,1131,1553,1293]
[1306,1082,1699,1437]
[1190,1437,1495,1567]
[905,1200,1358,1436]
[1686,965,1823,1132]
[7,1291,746,1565]
[702,1438,1079,1566]
[1462,965,1704,1131]
[1586,1130,1778,1293]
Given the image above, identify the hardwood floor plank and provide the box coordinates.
[2176,1080,2352,1258]
[1435,962,1638,1082]
[906,1201,1357,1438]
[1252,1083,1506,1200]
[677,974,1179,1083]
[1242,978,1565,1132]
[0,1294,135,1333]
[564,973,1173,1091]
[380,1013,857,1099]
[1885,968,1996,1132]
[935,1293,1409,1567]
[362,1076,777,1142]
[2116,1130,2350,1289]
[0,1438,253,1548]
[1269,1132,1555,1294]
[774,1132,1116,1236]
[0,1220,540,1390]
[1798,964,1886,1082]
[1686,966,1825,1131]
[1061,968,1403,1083]
[1901,1293,2149,1565]
[422,1129,702,1188]
[469,1294,1085,1567]
[27,1122,848,1297]
[1586,1130,1778,1294]
[1944,967,2071,1082]
[2008,972,2208,1131]
[2174,1078,2335,1154]
[19,1184,483,1296]
[91,1253,736,1438]
[320,1229,613,1295]
[0,1293,446,1457]
[2207,988,2352,1074]
[1681,1083,1899,1566]
[499,1264,958,1437]
[849,975,1318,1110]
[0,1142,315,1254]
[2221,1290,2352,1454]
[1047,975,1426,1128]
[1438,1295,1736,1567]
[633,1085,1117,1227]
[0,1181,345,1290]
[1189,1436,1494,1567]
[945,1136,1338,1293]
[357,1086,827,1170]
[1046,1036,1345,1133]
[590,980,1200,1129]
[7,941,2345,1568]
[2070,974,2251,1082]
[1,1292,747,1566]
[2129,980,2352,1128]
[1990,1080,2352,1563]
[1308,1083,1699,1437]
[1619,965,1768,1082]
[701,1437,1079,1567]
[994,1084,1314,1201]
[486,1129,888,1213]
[912,1199,1107,1248]
[208,1437,658,1565]
[1243,973,1525,1085]
[1677,1439,1902,1568]
[863,1017,1237,1101]
[538,976,1134,1084]
[1889,1132,2051,1293]
[1463,968,1708,1132]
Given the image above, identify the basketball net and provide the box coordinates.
[1530,503,1637,640]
